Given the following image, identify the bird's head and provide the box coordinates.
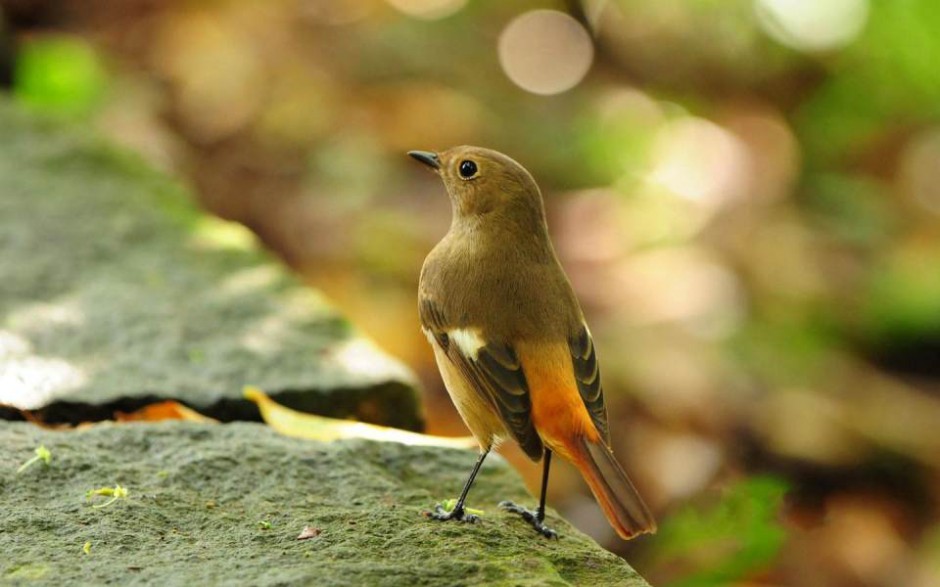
[408,146,545,225]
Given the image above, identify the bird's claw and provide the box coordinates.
[428,503,480,524]
[499,500,558,539]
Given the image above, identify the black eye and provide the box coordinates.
[458,160,478,179]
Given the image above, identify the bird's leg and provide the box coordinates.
[430,449,489,524]
[500,449,558,538]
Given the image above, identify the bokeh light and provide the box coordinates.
[755,0,869,52]
[723,109,800,204]
[152,10,266,142]
[645,429,722,500]
[498,10,594,95]
[385,0,468,21]
[647,116,751,211]
[614,247,744,338]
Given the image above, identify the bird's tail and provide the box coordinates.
[572,437,657,540]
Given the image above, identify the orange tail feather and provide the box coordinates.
[572,437,656,540]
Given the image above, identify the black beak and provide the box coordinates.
[408,150,441,170]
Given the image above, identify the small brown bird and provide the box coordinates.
[410,146,656,539]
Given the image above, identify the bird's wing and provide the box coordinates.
[569,324,611,446]
[420,297,543,460]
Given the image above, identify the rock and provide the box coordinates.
[0,101,421,429]
[0,421,648,586]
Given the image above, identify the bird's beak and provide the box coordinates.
[408,150,441,171]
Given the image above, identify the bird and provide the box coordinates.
[409,146,656,540]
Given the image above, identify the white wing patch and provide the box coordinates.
[421,326,436,346]
[449,327,485,361]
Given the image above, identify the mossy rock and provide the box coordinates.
[1,421,648,586]
[0,100,421,429]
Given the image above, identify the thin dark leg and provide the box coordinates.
[429,449,489,523]
[500,449,558,538]
[535,449,552,523]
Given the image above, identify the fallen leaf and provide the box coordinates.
[115,401,217,423]
[244,386,476,449]
[17,411,72,429]
[297,526,321,540]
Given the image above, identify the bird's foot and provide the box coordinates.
[499,501,558,539]
[427,502,480,524]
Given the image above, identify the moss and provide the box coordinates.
[1,422,647,586]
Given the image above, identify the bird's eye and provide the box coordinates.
[458,160,478,179]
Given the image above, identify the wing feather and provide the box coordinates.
[420,297,543,460]
[569,324,611,445]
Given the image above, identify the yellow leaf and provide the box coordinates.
[244,386,475,449]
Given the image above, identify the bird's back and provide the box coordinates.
[420,222,582,344]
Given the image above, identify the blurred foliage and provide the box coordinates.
[863,245,940,344]
[652,476,789,587]
[3,0,940,585]
[13,35,105,117]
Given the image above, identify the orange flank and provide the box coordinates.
[516,340,601,456]
[516,340,657,540]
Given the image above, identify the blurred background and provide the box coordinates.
[2,0,939,584]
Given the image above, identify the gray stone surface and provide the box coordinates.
[1,421,648,586]
[0,101,421,429]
